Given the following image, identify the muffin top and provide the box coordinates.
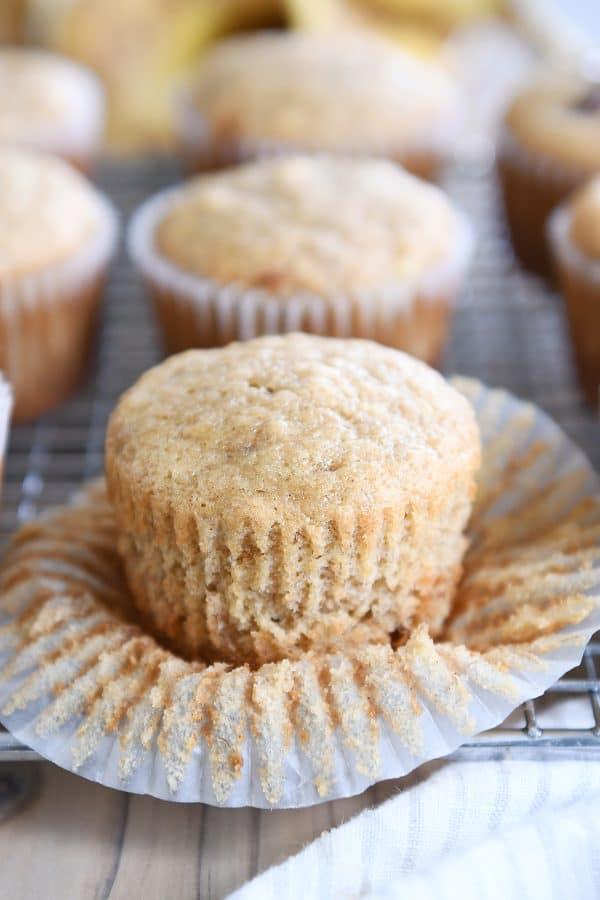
[185,32,458,152]
[569,176,600,259]
[0,150,106,280]
[504,78,600,172]
[153,156,463,296]
[106,334,480,533]
[0,48,102,149]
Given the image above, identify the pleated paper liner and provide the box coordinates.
[496,126,589,278]
[0,377,599,808]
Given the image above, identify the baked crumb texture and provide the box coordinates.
[0,379,598,807]
[106,335,481,666]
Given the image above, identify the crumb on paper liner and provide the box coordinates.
[0,377,599,808]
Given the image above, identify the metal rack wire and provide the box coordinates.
[0,157,599,762]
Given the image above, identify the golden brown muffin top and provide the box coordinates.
[569,176,600,259]
[0,48,100,145]
[106,334,480,533]
[504,77,600,172]
[186,32,458,151]
[154,156,462,296]
[0,150,106,281]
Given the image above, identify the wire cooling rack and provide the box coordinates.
[0,157,599,762]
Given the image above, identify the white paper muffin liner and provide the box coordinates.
[0,193,119,420]
[548,203,600,283]
[127,181,474,351]
[173,89,462,177]
[2,51,105,168]
[0,377,599,808]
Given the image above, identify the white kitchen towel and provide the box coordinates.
[230,756,600,900]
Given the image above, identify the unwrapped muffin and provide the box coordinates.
[549,176,600,407]
[0,48,104,171]
[129,155,473,363]
[176,31,460,179]
[0,149,118,422]
[106,334,481,666]
[497,76,600,278]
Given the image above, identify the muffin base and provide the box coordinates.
[0,197,118,423]
[496,128,584,280]
[128,186,473,364]
[174,99,456,182]
[1,276,105,422]
[148,280,453,364]
[548,206,600,408]
[180,131,444,182]
[111,514,469,667]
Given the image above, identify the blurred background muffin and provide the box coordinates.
[176,31,460,179]
[128,155,473,362]
[26,0,284,153]
[0,47,104,170]
[0,150,118,421]
[22,0,502,154]
[549,176,600,407]
[497,75,600,278]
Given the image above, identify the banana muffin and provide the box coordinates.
[497,76,600,278]
[176,31,460,180]
[129,155,473,363]
[106,334,481,666]
[0,48,104,171]
[0,149,117,421]
[549,176,600,407]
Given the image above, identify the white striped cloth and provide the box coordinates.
[230,756,600,900]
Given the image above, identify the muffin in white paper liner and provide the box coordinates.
[496,125,595,278]
[127,183,474,363]
[0,191,118,422]
[0,378,599,808]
